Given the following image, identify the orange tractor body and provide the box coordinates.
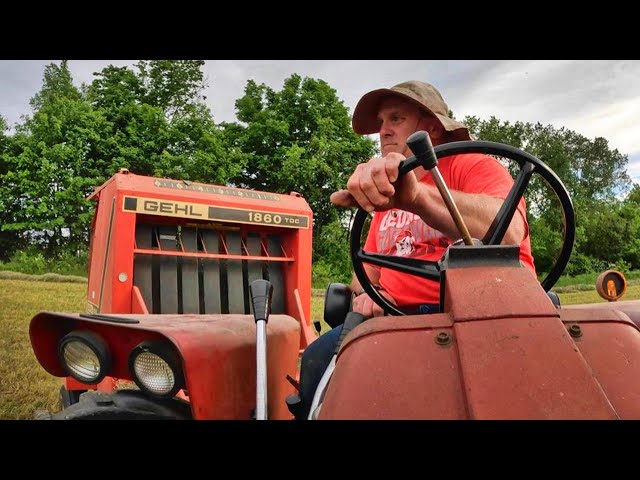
[39,169,315,412]
[318,263,640,419]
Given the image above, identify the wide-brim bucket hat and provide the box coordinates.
[352,80,471,142]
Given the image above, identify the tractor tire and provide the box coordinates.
[59,385,87,409]
[51,390,193,420]
[33,409,52,420]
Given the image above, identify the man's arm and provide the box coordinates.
[411,185,525,245]
[331,153,526,246]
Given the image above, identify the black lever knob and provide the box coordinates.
[250,279,273,323]
[406,130,438,170]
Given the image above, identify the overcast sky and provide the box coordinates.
[2,60,639,185]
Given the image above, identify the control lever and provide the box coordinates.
[249,279,273,420]
[404,131,473,246]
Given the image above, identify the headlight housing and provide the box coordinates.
[129,341,184,398]
[58,331,111,384]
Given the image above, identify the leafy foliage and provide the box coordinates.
[1,62,102,254]
[0,115,26,259]
[225,74,376,260]
[1,60,237,256]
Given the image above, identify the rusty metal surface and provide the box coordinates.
[320,312,629,419]
[319,266,640,420]
[564,300,640,327]
[338,313,454,353]
[320,325,467,419]
[565,323,640,419]
[444,266,559,321]
[557,308,640,419]
[455,317,618,419]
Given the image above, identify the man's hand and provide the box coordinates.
[352,290,397,318]
[330,153,421,213]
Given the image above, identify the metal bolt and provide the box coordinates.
[568,324,582,338]
[435,331,452,346]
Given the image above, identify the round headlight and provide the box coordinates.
[129,342,183,397]
[58,331,111,384]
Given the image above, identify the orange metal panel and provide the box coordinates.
[131,286,149,314]
[558,308,640,419]
[318,265,640,420]
[321,315,467,419]
[86,171,313,336]
[70,171,315,402]
[444,266,559,321]
[454,317,617,419]
[30,312,301,420]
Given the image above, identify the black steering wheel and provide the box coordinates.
[350,132,576,316]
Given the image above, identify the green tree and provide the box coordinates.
[29,60,81,111]
[578,201,640,269]
[87,65,144,110]
[135,60,207,122]
[3,60,238,257]
[0,115,26,259]
[619,195,640,267]
[225,74,376,263]
[579,189,640,271]
[0,115,7,155]
[626,184,640,205]
[2,62,111,254]
[88,61,237,184]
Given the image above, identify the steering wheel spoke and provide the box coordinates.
[483,161,536,245]
[357,250,441,281]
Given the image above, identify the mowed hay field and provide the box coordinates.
[2,276,640,420]
[0,279,86,419]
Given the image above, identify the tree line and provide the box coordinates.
[0,60,637,285]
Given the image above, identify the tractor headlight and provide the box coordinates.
[58,331,111,384]
[129,342,184,397]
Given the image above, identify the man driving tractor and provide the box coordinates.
[297,80,538,419]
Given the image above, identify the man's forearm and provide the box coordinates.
[412,184,525,245]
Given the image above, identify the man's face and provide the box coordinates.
[377,97,439,157]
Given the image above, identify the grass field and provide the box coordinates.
[0,279,85,420]
[1,276,639,420]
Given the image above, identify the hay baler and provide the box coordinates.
[30,170,315,419]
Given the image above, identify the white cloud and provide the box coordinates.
[453,61,640,154]
[553,95,640,157]
[627,157,640,183]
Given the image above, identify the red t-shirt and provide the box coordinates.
[363,153,537,306]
